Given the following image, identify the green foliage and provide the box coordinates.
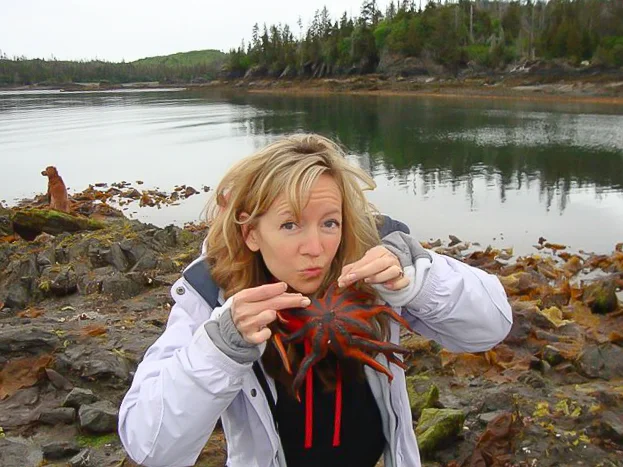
[133,49,224,67]
[593,36,623,67]
[465,44,490,65]
[0,50,226,86]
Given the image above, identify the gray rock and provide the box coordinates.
[4,254,38,279]
[78,401,119,434]
[45,368,73,390]
[39,265,78,296]
[38,407,76,425]
[57,345,131,387]
[0,437,43,467]
[542,345,564,366]
[77,266,114,295]
[101,272,143,300]
[36,247,56,267]
[42,440,81,460]
[599,410,623,442]
[479,410,506,424]
[105,243,129,271]
[0,387,41,428]
[152,225,179,248]
[3,282,30,309]
[0,325,59,355]
[130,252,159,272]
[119,239,150,265]
[87,240,110,268]
[69,448,91,467]
[63,388,99,409]
[576,343,623,380]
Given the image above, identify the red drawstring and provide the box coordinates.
[333,362,342,447]
[304,339,314,448]
[301,339,343,449]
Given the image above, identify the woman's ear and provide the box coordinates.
[239,212,260,252]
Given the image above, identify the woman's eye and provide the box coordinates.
[325,219,341,228]
[280,222,296,230]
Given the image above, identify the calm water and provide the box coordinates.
[1,88,622,255]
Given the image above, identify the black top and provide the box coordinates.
[275,360,386,467]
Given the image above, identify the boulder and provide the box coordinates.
[406,378,440,420]
[0,437,43,467]
[38,407,76,425]
[41,440,81,460]
[63,388,99,409]
[78,401,119,434]
[12,209,104,240]
[0,204,13,236]
[415,408,465,454]
[576,344,623,380]
[583,278,619,314]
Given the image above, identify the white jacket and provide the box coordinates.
[118,240,512,467]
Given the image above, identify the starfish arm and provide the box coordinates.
[272,334,293,374]
[281,321,317,344]
[341,347,394,382]
[292,331,328,393]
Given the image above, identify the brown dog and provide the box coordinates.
[41,166,70,213]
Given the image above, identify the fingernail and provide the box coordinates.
[301,297,311,306]
[347,273,356,281]
[364,278,370,283]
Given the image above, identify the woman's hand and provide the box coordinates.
[231,282,310,345]
[337,246,409,291]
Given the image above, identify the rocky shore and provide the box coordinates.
[0,190,622,467]
[4,60,623,104]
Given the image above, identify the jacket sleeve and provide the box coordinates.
[118,282,252,467]
[377,231,513,353]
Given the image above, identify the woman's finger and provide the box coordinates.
[363,264,404,285]
[245,326,273,345]
[243,309,278,332]
[382,274,410,291]
[339,255,398,287]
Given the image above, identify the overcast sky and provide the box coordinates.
[0,0,408,62]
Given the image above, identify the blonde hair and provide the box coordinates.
[204,133,382,300]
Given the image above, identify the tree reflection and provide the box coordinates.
[230,93,623,214]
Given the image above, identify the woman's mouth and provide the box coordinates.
[300,267,323,278]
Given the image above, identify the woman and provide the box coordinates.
[118,134,512,467]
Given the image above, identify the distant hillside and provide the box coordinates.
[133,49,226,67]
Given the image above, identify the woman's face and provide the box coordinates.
[244,173,343,294]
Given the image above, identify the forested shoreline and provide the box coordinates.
[1,0,622,87]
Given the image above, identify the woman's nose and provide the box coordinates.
[300,228,323,256]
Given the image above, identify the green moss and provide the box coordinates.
[415,408,465,454]
[406,378,440,419]
[12,209,105,233]
[178,229,196,245]
[76,432,119,448]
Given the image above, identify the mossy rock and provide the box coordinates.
[0,204,13,237]
[11,209,105,240]
[583,279,619,314]
[406,376,440,419]
[415,408,465,454]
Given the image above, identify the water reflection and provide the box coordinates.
[225,93,623,216]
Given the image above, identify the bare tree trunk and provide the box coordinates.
[470,2,474,43]
[530,1,535,59]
